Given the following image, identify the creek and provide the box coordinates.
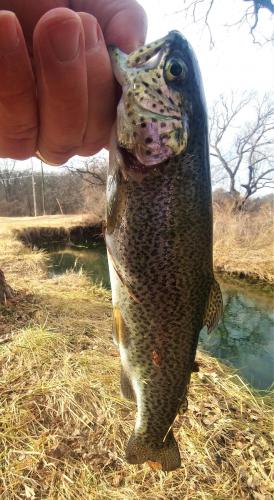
[47,243,274,393]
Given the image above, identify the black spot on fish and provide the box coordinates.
[145,137,153,144]
[146,150,151,155]
[160,122,166,128]
[141,123,146,128]
[142,81,149,87]
[157,89,163,95]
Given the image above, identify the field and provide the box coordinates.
[0,216,273,499]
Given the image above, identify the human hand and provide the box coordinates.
[0,0,147,164]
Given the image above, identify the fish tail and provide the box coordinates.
[125,430,181,472]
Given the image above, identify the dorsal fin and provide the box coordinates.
[203,280,223,334]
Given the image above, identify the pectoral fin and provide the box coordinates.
[112,306,130,347]
[203,280,223,334]
[120,366,136,401]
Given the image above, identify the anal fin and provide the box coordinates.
[203,280,223,334]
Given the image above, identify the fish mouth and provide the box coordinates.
[117,112,183,169]
[119,146,169,174]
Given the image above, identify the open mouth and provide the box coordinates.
[119,147,151,172]
[119,147,167,173]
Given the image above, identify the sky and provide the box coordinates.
[4,0,274,192]
[139,0,273,102]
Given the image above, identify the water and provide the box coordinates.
[47,244,274,392]
[47,243,110,288]
[199,284,274,391]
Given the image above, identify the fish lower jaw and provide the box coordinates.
[118,146,169,176]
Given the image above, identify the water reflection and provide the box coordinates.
[199,286,274,391]
[47,243,110,289]
[46,244,273,392]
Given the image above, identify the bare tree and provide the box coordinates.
[209,93,274,209]
[66,156,108,187]
[181,0,274,45]
[0,159,17,202]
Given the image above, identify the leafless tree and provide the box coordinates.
[181,0,274,45]
[209,93,274,210]
[66,156,108,187]
[0,159,18,202]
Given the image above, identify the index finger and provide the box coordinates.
[70,0,147,52]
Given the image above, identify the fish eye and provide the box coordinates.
[165,58,187,81]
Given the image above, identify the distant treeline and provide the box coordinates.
[0,164,105,219]
[0,165,273,218]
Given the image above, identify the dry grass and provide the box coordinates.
[0,214,98,232]
[213,205,274,284]
[0,223,273,499]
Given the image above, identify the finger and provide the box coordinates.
[70,0,147,52]
[33,8,88,164]
[0,11,37,159]
[76,12,116,156]
[0,0,69,54]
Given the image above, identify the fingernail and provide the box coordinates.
[0,12,19,53]
[48,18,81,61]
[81,17,100,51]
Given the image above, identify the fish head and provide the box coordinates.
[109,31,206,172]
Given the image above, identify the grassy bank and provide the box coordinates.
[0,221,273,499]
[2,204,274,286]
[213,206,274,284]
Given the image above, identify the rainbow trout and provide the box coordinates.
[106,31,223,471]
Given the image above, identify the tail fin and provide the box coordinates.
[125,430,181,472]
